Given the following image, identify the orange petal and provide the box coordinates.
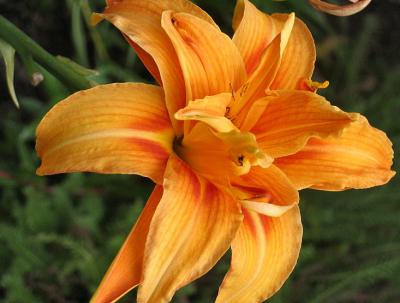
[233,165,299,216]
[270,14,316,90]
[216,207,302,303]
[161,11,247,102]
[275,115,395,190]
[90,186,163,303]
[177,118,272,180]
[176,124,270,185]
[137,155,243,303]
[125,37,162,84]
[174,93,237,133]
[229,13,295,120]
[216,131,273,170]
[176,93,232,118]
[252,90,354,158]
[101,0,216,134]
[232,0,283,75]
[235,165,299,206]
[105,0,217,24]
[177,123,236,185]
[36,83,173,184]
[240,200,295,217]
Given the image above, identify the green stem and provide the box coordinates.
[0,15,92,91]
[81,0,110,62]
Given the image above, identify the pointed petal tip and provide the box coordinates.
[216,207,302,302]
[137,156,243,303]
[240,200,296,217]
[35,167,45,177]
[91,13,105,26]
[162,10,246,101]
[254,90,354,158]
[90,186,163,303]
[35,83,172,183]
[276,114,395,191]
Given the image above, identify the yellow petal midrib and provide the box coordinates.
[222,211,267,303]
[41,128,173,157]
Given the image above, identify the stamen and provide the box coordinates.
[237,154,244,166]
[300,78,330,92]
[225,106,231,117]
[229,82,235,100]
[216,130,274,175]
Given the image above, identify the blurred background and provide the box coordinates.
[0,0,399,302]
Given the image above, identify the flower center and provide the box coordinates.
[173,121,271,185]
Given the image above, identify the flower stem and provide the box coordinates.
[0,15,92,91]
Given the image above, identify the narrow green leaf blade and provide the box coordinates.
[56,55,98,77]
[0,38,19,108]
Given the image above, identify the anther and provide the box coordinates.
[237,154,244,166]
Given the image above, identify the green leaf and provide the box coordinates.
[69,0,89,66]
[56,55,99,77]
[0,38,19,108]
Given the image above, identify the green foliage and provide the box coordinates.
[0,38,19,108]
[0,0,399,302]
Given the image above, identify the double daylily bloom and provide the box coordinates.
[35,0,395,302]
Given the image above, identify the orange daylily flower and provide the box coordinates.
[35,0,395,302]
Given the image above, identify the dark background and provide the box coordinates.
[1,0,399,302]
